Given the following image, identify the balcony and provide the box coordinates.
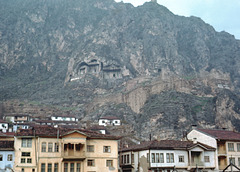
[218,143,226,156]
[190,161,204,168]
[63,143,85,160]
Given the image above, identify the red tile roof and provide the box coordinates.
[15,125,120,140]
[0,141,14,150]
[120,140,215,152]
[0,132,15,137]
[4,113,29,117]
[197,128,240,141]
[88,125,106,130]
[0,119,8,123]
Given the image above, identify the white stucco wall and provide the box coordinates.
[187,130,217,148]
[0,123,8,130]
[187,129,218,170]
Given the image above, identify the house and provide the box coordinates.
[0,119,8,132]
[34,119,78,128]
[187,128,240,171]
[14,125,119,172]
[3,113,30,123]
[102,64,122,79]
[51,114,78,122]
[12,122,33,132]
[99,116,121,126]
[0,141,14,172]
[88,125,107,134]
[119,140,216,172]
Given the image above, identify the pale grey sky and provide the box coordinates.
[115,0,240,39]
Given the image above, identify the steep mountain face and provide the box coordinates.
[1,0,240,140]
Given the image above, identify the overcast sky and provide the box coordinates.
[115,0,240,39]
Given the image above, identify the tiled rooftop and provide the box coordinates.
[15,125,120,140]
[0,119,8,123]
[4,113,29,117]
[197,128,240,141]
[0,132,15,137]
[120,140,215,152]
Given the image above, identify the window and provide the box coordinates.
[103,146,111,153]
[229,157,235,165]
[126,154,130,164]
[21,158,26,163]
[22,138,32,147]
[42,142,46,152]
[0,154,3,161]
[147,153,149,163]
[22,152,31,157]
[41,163,46,172]
[76,163,81,172]
[70,163,74,172]
[64,163,68,172]
[48,163,52,172]
[27,158,32,163]
[237,143,240,152]
[54,143,59,152]
[204,156,210,162]
[166,153,174,163]
[159,153,164,163]
[22,168,24,172]
[68,144,74,150]
[21,152,31,163]
[64,144,68,151]
[228,143,234,152]
[179,155,184,163]
[152,153,155,163]
[131,153,134,163]
[87,145,94,152]
[54,163,58,172]
[123,155,126,164]
[48,142,53,152]
[76,144,81,151]
[238,158,240,166]
[106,160,113,167]
[87,159,95,166]
[156,153,160,163]
[7,154,13,161]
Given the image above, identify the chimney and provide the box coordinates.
[191,124,197,130]
[123,144,128,148]
[149,134,152,141]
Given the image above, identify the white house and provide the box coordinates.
[0,141,14,172]
[99,116,121,126]
[88,125,107,135]
[51,114,78,122]
[0,120,8,132]
[119,140,216,172]
[187,128,240,171]
[3,114,30,123]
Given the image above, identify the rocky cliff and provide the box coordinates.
[1,0,240,140]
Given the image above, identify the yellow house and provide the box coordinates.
[14,125,119,172]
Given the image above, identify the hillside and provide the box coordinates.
[1,0,240,140]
